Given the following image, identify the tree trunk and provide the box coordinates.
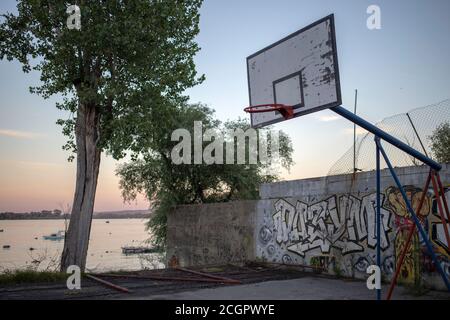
[60,103,101,272]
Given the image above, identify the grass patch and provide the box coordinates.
[0,269,67,285]
[404,281,430,296]
[333,264,343,278]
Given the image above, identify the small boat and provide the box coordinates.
[0,229,4,232]
[2,245,10,249]
[43,230,65,241]
[105,220,110,224]
[121,246,162,255]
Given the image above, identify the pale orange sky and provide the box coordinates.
[0,153,149,212]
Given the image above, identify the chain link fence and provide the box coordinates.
[327,99,450,176]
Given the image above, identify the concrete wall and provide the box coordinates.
[166,201,257,267]
[257,164,450,290]
[166,164,449,289]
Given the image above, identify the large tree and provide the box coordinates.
[117,103,293,246]
[0,0,204,271]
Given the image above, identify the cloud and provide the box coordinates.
[0,129,46,139]
[317,115,340,122]
[343,127,369,136]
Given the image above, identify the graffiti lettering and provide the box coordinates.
[271,194,391,257]
[257,182,450,290]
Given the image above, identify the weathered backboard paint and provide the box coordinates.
[247,14,341,128]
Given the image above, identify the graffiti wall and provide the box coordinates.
[256,164,450,289]
[166,164,449,290]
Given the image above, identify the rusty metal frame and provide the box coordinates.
[386,169,450,299]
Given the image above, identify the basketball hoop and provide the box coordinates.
[244,104,294,120]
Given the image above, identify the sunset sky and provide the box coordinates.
[1,0,450,212]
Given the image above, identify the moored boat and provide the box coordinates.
[121,246,162,255]
[43,230,65,241]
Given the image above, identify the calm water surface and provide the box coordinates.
[0,219,164,272]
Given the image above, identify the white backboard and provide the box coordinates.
[247,14,341,128]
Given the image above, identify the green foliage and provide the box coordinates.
[309,257,323,274]
[0,0,204,160]
[0,268,67,285]
[332,263,342,278]
[117,103,294,245]
[404,278,429,297]
[429,122,450,163]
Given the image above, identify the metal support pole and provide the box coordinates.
[331,106,442,171]
[406,112,428,157]
[375,139,450,291]
[329,105,448,295]
[386,171,431,300]
[375,137,381,301]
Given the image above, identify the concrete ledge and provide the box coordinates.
[259,164,448,199]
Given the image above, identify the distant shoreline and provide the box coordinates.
[0,216,149,221]
[0,210,151,221]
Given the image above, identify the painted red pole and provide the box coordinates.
[85,274,131,293]
[436,173,450,222]
[175,267,242,284]
[385,171,431,300]
[97,273,240,284]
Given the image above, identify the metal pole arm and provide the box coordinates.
[331,106,442,171]
[375,139,450,291]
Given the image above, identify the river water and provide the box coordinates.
[0,219,164,273]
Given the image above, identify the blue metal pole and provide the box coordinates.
[375,139,450,291]
[331,106,442,171]
[375,137,381,300]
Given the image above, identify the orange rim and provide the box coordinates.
[244,104,294,119]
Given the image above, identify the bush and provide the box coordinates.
[429,122,450,163]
